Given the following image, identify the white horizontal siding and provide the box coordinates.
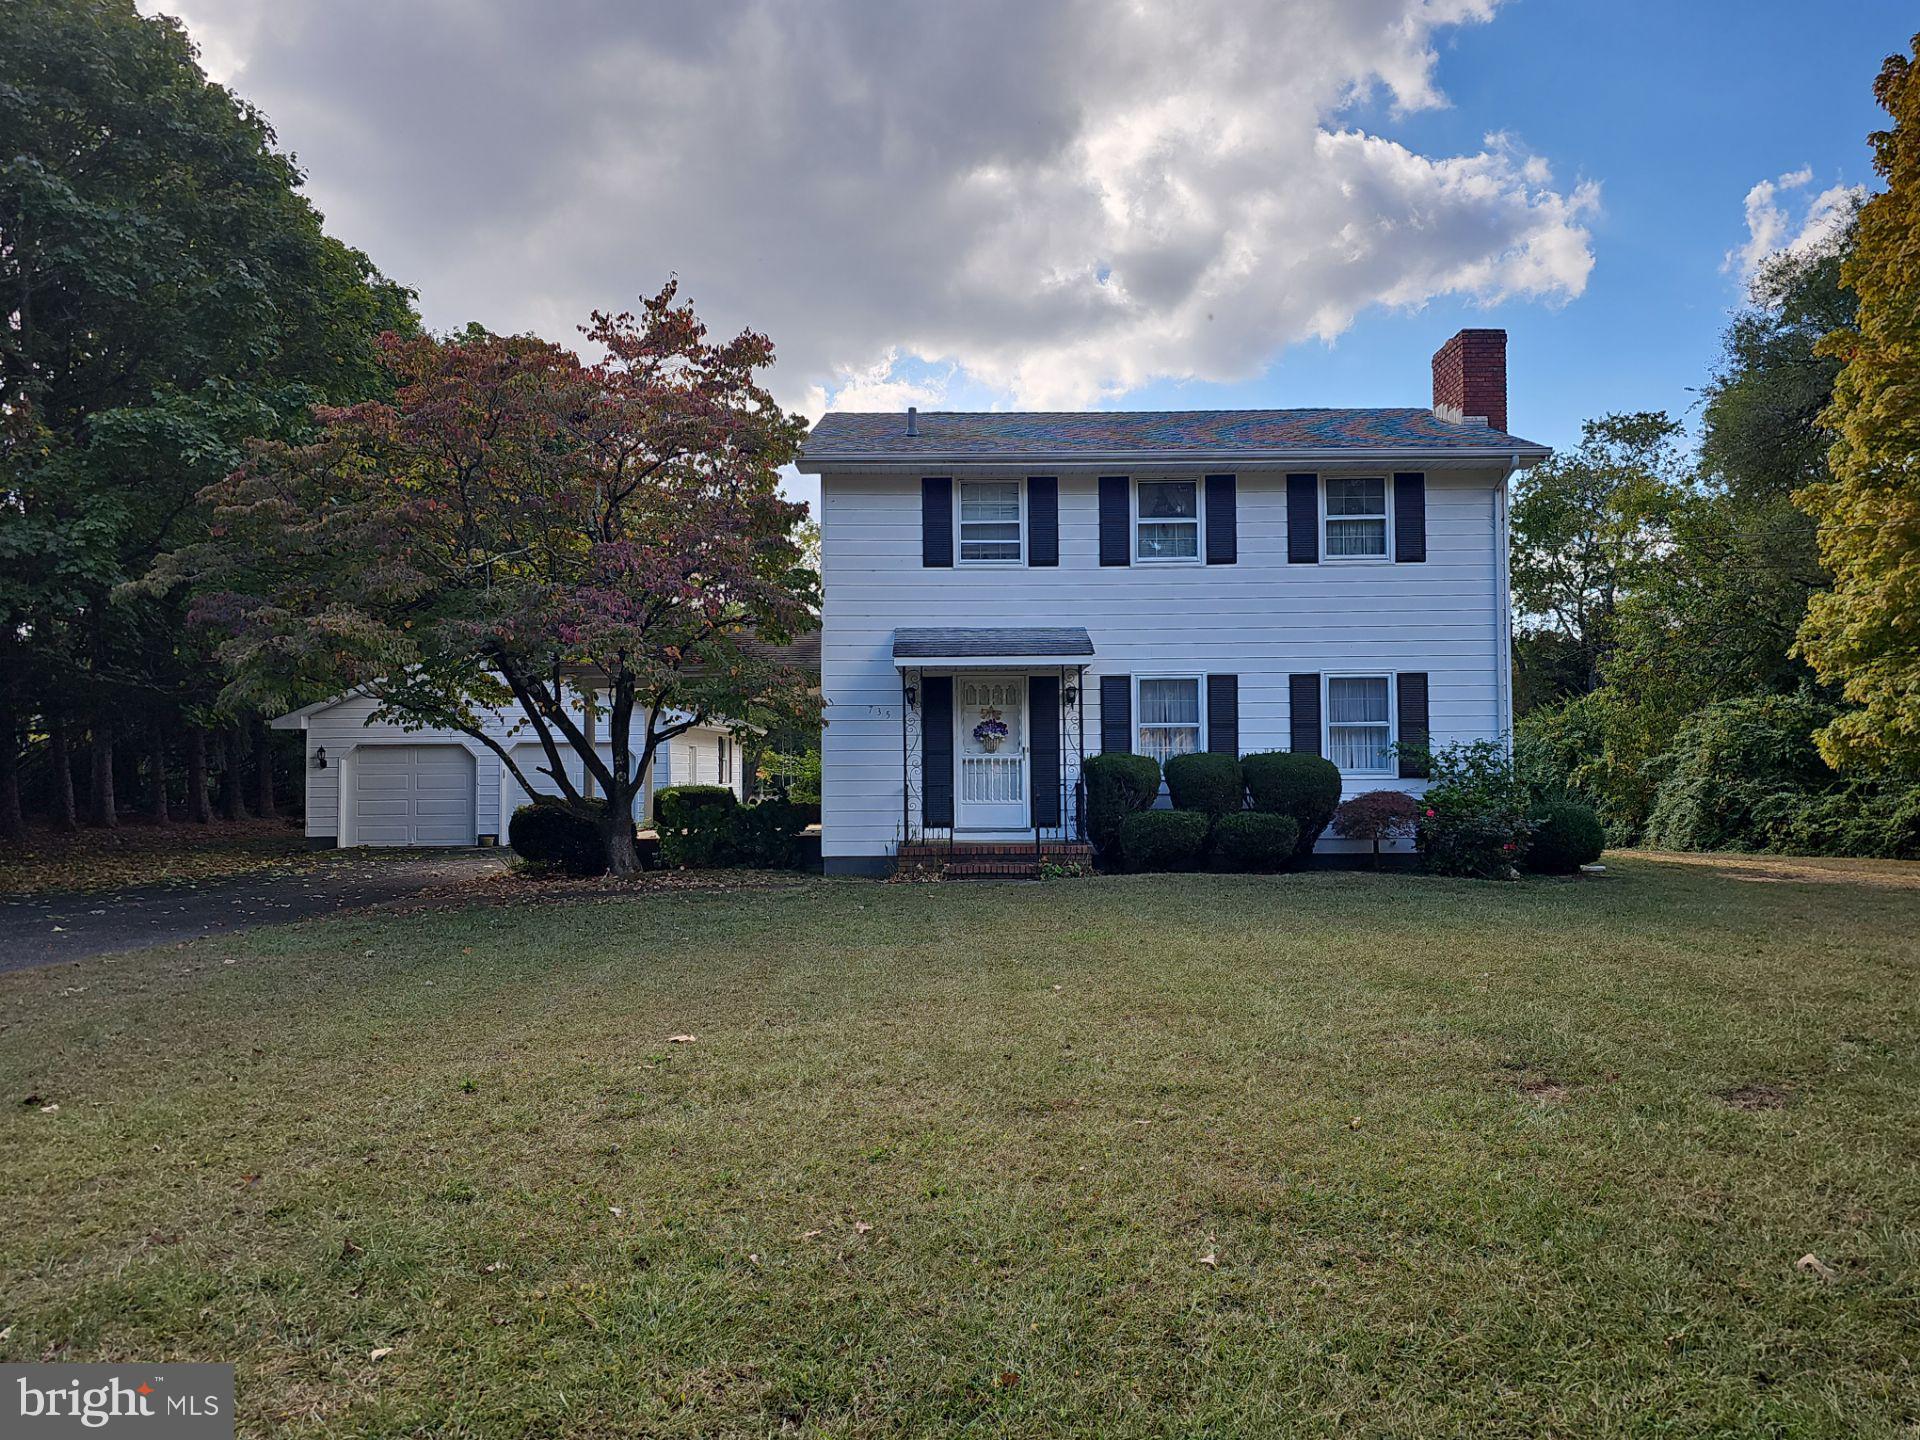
[296,695,717,843]
[820,467,1508,860]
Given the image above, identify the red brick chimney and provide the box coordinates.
[1431,329,1507,433]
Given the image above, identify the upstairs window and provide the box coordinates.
[1136,480,1200,561]
[957,481,1023,562]
[1324,478,1389,559]
[1137,677,1202,764]
[1326,676,1393,773]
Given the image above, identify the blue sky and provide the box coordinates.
[157,1,1912,509]
[1116,1,1911,454]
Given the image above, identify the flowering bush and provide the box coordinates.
[1414,741,1533,878]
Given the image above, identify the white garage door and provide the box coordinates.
[353,745,476,847]
[505,744,645,821]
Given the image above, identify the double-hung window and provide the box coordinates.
[1135,480,1200,561]
[718,736,733,785]
[1137,677,1203,764]
[957,481,1023,563]
[1324,477,1390,559]
[1326,676,1393,774]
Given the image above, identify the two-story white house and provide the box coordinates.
[799,329,1550,875]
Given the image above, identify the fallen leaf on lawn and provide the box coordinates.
[853,1221,872,1235]
[802,1229,823,1240]
[0,1324,14,1341]
[997,1371,1020,1388]
[1796,1253,1838,1283]
[38,1104,58,1114]
[1348,1116,1363,1129]
[666,1034,697,1044]
[483,1262,507,1274]
[1198,1249,1218,1268]
[608,1206,624,1217]
[368,1347,394,1362]
[240,1173,262,1189]
[748,1253,761,1266]
[1133,1118,1153,1126]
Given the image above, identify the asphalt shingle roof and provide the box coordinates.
[803,408,1547,463]
[893,627,1096,660]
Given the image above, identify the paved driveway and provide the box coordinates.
[0,850,509,973]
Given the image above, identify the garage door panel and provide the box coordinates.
[352,745,476,847]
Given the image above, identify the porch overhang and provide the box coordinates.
[892,627,1094,670]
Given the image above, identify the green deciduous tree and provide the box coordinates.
[1509,412,1688,709]
[1,0,414,832]
[1797,33,1920,774]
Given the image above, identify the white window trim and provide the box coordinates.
[1134,674,1207,764]
[954,478,1027,567]
[1132,477,1205,565]
[1324,672,1398,777]
[1321,475,1394,564]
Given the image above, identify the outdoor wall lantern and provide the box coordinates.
[312,746,328,770]
[1062,685,1079,708]
[903,684,918,709]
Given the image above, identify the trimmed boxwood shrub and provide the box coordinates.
[654,784,739,832]
[1082,752,1162,856]
[1241,752,1342,858]
[659,795,813,869]
[1209,811,1299,872]
[1525,800,1605,874]
[508,801,608,876]
[1116,809,1210,872]
[1164,752,1245,819]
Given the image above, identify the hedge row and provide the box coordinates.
[1082,750,1338,872]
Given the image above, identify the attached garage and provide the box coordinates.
[349,745,477,847]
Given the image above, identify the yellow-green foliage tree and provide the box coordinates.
[1798,34,1920,772]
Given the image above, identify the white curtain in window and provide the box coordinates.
[1138,677,1201,762]
[1328,677,1391,771]
[1325,478,1387,558]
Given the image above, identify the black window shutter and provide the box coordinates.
[1204,474,1237,565]
[1029,674,1062,826]
[921,675,955,826]
[1098,477,1130,567]
[1287,474,1319,564]
[1396,672,1430,778]
[1027,477,1058,566]
[1099,674,1132,752]
[921,478,952,567]
[1289,673,1322,756]
[1206,674,1239,756]
[1394,472,1426,563]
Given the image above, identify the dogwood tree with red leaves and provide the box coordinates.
[172,283,816,872]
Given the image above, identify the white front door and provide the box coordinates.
[955,674,1027,830]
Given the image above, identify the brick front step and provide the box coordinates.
[895,840,1092,879]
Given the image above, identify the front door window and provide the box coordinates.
[955,675,1028,829]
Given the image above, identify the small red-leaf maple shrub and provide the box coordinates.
[1332,789,1422,865]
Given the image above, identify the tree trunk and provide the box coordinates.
[48,719,77,830]
[87,717,116,828]
[0,701,23,842]
[253,717,277,818]
[150,722,171,824]
[220,726,248,822]
[186,725,212,823]
[599,808,639,876]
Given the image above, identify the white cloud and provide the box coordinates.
[1726,167,1864,282]
[141,0,1596,413]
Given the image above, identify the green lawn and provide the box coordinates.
[3,855,1916,1437]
